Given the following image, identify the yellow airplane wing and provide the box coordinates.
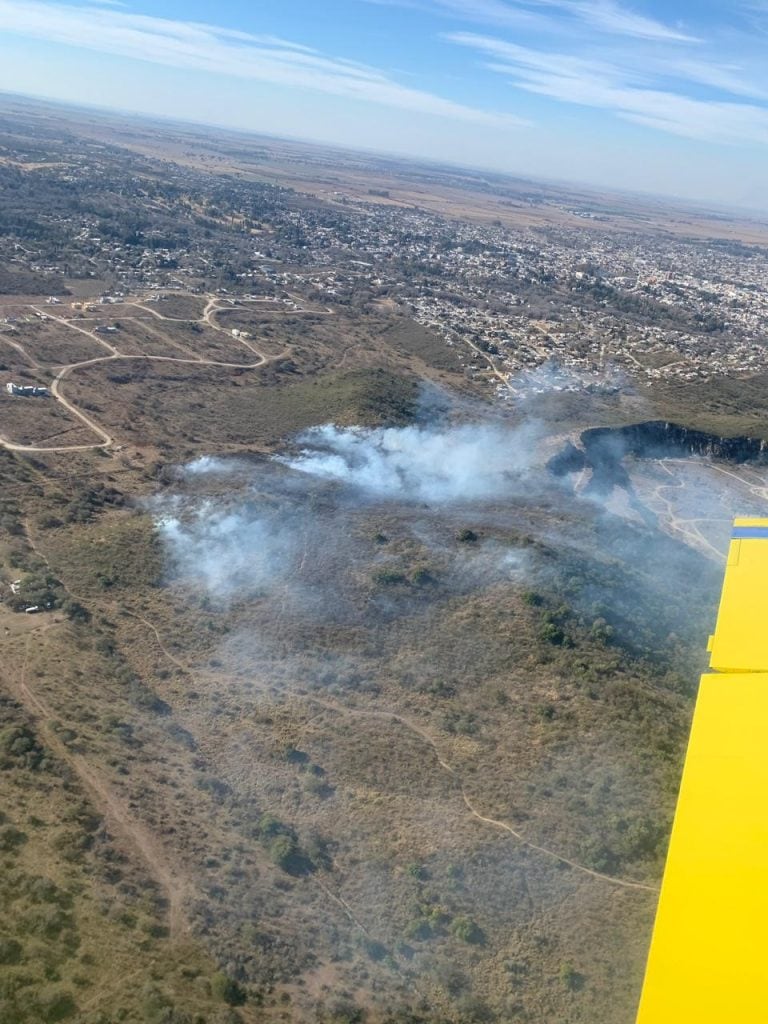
[636,517,768,1023]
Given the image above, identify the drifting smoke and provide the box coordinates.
[156,501,301,598]
[280,420,543,503]
[181,455,245,476]
[154,407,745,645]
[152,418,551,602]
[147,400,747,1016]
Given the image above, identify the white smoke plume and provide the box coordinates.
[156,501,301,599]
[153,419,548,604]
[280,421,543,503]
[182,455,245,476]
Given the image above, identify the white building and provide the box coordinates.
[6,382,49,397]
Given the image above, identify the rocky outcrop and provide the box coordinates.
[548,420,768,494]
[546,441,586,477]
[582,422,768,464]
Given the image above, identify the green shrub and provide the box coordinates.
[450,916,485,945]
[34,985,76,1022]
[559,961,585,991]
[404,918,433,941]
[0,825,27,851]
[268,834,301,872]
[373,569,407,586]
[538,621,566,646]
[0,936,23,964]
[211,972,246,1006]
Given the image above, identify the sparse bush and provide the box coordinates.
[450,916,485,945]
[26,905,73,939]
[50,829,91,864]
[140,983,174,1023]
[442,711,478,736]
[34,985,77,1022]
[38,514,63,530]
[409,566,435,586]
[438,965,470,996]
[303,833,332,870]
[284,745,309,765]
[25,876,68,905]
[211,972,246,1007]
[455,995,493,1022]
[0,936,23,964]
[559,961,585,992]
[406,862,429,881]
[373,569,407,586]
[304,774,334,800]
[196,775,230,799]
[589,617,614,644]
[63,599,90,623]
[363,939,388,961]
[257,814,287,840]
[323,997,363,1023]
[0,825,27,851]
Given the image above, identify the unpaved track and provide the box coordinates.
[131,610,658,897]
[464,335,509,386]
[649,461,728,562]
[0,292,292,454]
[295,694,659,895]
[31,305,119,355]
[7,634,189,938]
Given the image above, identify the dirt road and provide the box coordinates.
[1,291,284,454]
[6,633,189,938]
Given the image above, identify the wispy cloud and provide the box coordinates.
[364,0,700,41]
[660,57,768,102]
[0,0,525,127]
[543,0,701,43]
[450,32,768,144]
[363,0,554,29]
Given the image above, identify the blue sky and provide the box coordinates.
[2,0,768,207]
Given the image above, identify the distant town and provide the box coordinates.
[2,112,768,405]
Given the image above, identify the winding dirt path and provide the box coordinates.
[126,608,657,897]
[464,334,509,386]
[294,694,659,895]
[0,293,284,454]
[7,635,188,938]
[31,305,119,355]
[647,460,736,563]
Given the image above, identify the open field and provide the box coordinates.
[4,317,109,365]
[1,435,706,1022]
[103,316,256,363]
[0,292,472,456]
[0,390,98,448]
[2,93,768,1024]
[64,362,419,450]
[30,102,768,246]
[0,292,740,1023]
[148,294,210,320]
